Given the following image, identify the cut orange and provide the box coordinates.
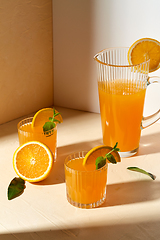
[31,108,63,128]
[83,145,121,166]
[13,141,53,182]
[128,38,160,72]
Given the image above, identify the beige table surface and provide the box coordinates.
[0,107,160,240]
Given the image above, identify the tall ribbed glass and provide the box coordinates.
[94,47,150,157]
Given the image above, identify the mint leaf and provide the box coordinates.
[43,122,55,132]
[96,143,119,169]
[53,119,61,123]
[114,147,120,152]
[49,117,53,121]
[113,142,118,149]
[106,154,117,164]
[104,142,119,164]
[43,108,61,135]
[95,156,106,170]
[127,167,156,180]
[49,117,60,123]
[8,177,26,200]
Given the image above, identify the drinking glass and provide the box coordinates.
[18,117,57,160]
[94,47,160,157]
[64,151,108,208]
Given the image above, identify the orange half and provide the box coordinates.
[13,141,53,182]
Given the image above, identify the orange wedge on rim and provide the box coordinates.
[13,141,53,182]
[31,108,63,128]
[83,145,121,166]
[128,38,160,72]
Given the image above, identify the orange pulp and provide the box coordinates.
[98,80,146,152]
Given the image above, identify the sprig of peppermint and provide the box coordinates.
[43,108,61,136]
[95,142,120,170]
[127,167,156,180]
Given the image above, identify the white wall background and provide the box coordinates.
[53,0,160,121]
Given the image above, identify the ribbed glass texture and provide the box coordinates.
[64,151,108,208]
[18,117,57,160]
[94,48,150,157]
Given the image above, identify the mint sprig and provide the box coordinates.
[43,108,61,136]
[95,142,120,170]
[127,167,156,180]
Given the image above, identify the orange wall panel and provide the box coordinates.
[0,0,53,124]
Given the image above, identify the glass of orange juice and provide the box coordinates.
[64,151,108,208]
[94,47,160,157]
[18,117,57,160]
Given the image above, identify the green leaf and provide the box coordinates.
[53,119,61,123]
[54,112,61,117]
[127,167,156,180]
[106,154,117,164]
[8,177,26,200]
[95,142,119,169]
[43,108,61,135]
[112,142,120,152]
[43,122,55,132]
[113,142,118,149]
[49,117,53,122]
[95,156,106,170]
[114,147,120,152]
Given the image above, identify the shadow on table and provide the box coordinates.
[35,126,160,187]
[138,130,160,156]
[35,136,160,207]
[104,180,160,207]
[1,218,160,239]
[35,138,103,186]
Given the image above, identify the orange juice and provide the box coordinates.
[98,80,146,153]
[18,117,57,158]
[64,152,108,208]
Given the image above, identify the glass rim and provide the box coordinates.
[17,116,57,134]
[64,151,108,173]
[17,117,33,131]
[94,47,150,68]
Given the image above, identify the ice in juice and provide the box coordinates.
[98,80,146,153]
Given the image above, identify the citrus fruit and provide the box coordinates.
[128,38,160,72]
[13,141,53,182]
[83,145,121,166]
[31,108,63,128]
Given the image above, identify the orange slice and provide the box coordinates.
[13,141,53,182]
[31,108,63,128]
[83,145,121,166]
[128,38,160,72]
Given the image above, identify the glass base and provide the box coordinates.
[119,147,139,158]
[66,192,106,209]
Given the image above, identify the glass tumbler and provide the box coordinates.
[18,117,57,160]
[64,151,108,208]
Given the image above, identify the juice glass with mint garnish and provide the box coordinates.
[18,117,57,159]
[17,108,62,161]
[64,151,108,208]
